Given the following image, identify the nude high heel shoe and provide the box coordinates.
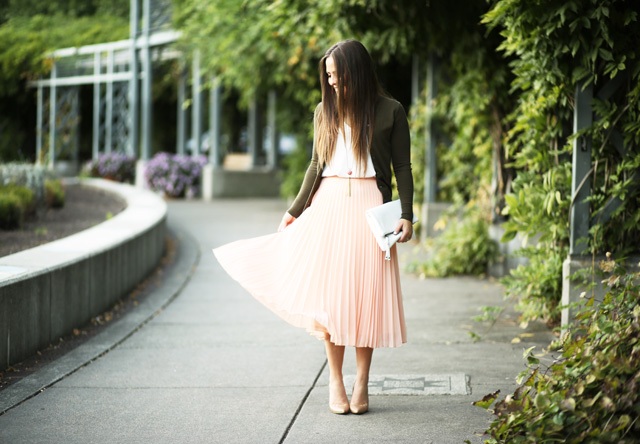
[329,381,350,414]
[350,382,369,414]
[329,402,350,415]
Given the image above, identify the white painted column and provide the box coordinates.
[105,49,114,153]
[93,52,101,160]
[49,63,57,169]
[191,51,202,156]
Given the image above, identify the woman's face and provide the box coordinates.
[325,56,339,95]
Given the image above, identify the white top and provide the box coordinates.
[322,124,376,178]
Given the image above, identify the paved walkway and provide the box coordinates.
[0,198,554,443]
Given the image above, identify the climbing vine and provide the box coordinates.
[485,0,640,324]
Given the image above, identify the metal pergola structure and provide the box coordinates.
[29,0,280,176]
[31,0,173,167]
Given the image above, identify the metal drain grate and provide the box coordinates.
[343,374,470,396]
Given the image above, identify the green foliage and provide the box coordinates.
[484,0,640,324]
[44,179,65,208]
[476,256,640,443]
[433,27,513,207]
[34,226,47,236]
[407,2,513,236]
[0,193,24,230]
[0,2,129,161]
[0,162,58,206]
[173,0,488,131]
[0,14,129,97]
[409,205,498,278]
[0,184,35,229]
[501,247,566,325]
[498,165,571,325]
[280,140,311,200]
[0,183,35,216]
[2,0,129,20]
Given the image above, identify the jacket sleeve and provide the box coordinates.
[390,102,414,221]
[287,104,321,218]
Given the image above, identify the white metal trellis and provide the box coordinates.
[29,0,280,178]
[30,0,178,166]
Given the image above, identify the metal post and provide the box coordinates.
[72,86,79,166]
[209,76,222,167]
[129,0,140,157]
[105,50,114,153]
[266,89,277,169]
[36,83,43,164]
[93,52,101,160]
[49,62,57,168]
[570,83,593,255]
[248,97,260,167]
[176,66,187,155]
[140,0,152,160]
[424,52,438,204]
[411,54,420,105]
[191,51,202,156]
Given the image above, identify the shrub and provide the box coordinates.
[280,141,310,200]
[0,192,25,230]
[474,254,640,443]
[0,162,57,206]
[144,153,207,198]
[409,204,498,277]
[44,179,65,208]
[85,152,137,183]
[501,247,566,326]
[0,184,35,216]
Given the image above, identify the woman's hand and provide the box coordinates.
[394,218,413,243]
[278,212,296,232]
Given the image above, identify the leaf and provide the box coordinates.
[522,346,536,359]
[473,390,500,410]
[534,392,550,409]
[501,230,517,243]
[559,397,576,411]
[504,194,518,209]
[527,355,540,365]
[599,48,613,61]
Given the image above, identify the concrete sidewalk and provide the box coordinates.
[0,198,554,444]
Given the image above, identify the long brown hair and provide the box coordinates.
[316,40,383,173]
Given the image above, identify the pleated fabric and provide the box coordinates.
[213,177,407,348]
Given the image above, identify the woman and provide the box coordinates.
[213,39,413,415]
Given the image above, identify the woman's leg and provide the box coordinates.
[325,338,349,413]
[351,347,373,413]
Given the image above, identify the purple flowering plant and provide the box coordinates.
[145,153,208,198]
[85,152,137,183]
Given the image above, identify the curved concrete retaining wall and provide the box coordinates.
[0,179,167,371]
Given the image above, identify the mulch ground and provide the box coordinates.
[0,183,127,258]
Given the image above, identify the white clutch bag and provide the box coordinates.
[365,199,418,260]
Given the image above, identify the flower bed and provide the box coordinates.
[144,153,207,198]
[85,152,137,183]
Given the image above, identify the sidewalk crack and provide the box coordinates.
[278,359,327,444]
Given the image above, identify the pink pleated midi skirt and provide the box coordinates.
[213,177,407,348]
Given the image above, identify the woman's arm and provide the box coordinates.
[285,103,322,220]
[390,103,414,224]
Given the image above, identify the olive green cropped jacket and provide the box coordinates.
[287,95,414,221]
